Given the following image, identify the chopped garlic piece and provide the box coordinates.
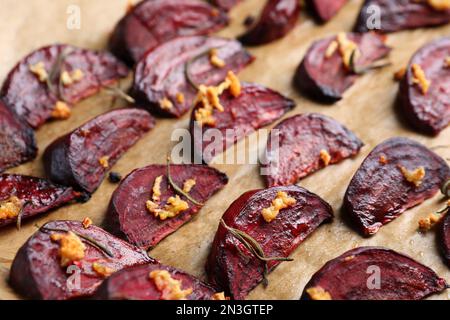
[0,196,22,220]
[212,292,227,300]
[176,92,185,104]
[99,156,110,169]
[61,69,84,86]
[51,101,71,120]
[50,231,86,267]
[227,71,241,97]
[344,255,355,261]
[159,97,173,110]
[394,67,406,81]
[146,195,189,220]
[320,149,331,166]
[82,217,93,229]
[29,61,48,82]
[427,0,450,10]
[400,166,426,187]
[379,155,388,165]
[183,179,196,193]
[337,33,360,69]
[418,213,442,231]
[325,40,338,58]
[209,48,226,68]
[92,262,114,278]
[412,64,431,95]
[306,286,332,300]
[152,175,163,202]
[261,191,297,223]
[149,270,193,300]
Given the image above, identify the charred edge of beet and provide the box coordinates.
[438,214,450,268]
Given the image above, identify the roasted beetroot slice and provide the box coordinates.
[9,220,153,300]
[0,99,37,172]
[354,0,450,33]
[302,247,447,300]
[0,174,78,228]
[132,36,253,118]
[1,44,128,129]
[238,0,300,46]
[206,185,333,300]
[43,108,154,194]
[190,82,295,163]
[399,37,450,135]
[439,213,450,267]
[294,32,391,103]
[93,262,218,300]
[109,0,228,66]
[263,113,363,187]
[104,164,228,249]
[344,137,450,236]
[306,0,348,22]
[211,0,241,11]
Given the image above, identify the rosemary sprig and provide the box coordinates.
[349,49,391,75]
[220,219,293,287]
[16,201,31,231]
[166,156,204,206]
[46,47,73,100]
[103,85,136,104]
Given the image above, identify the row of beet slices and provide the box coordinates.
[0,0,448,300]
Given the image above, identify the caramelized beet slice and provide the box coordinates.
[306,0,348,22]
[94,262,218,300]
[44,108,154,194]
[190,82,295,163]
[0,174,78,228]
[439,213,450,267]
[399,37,450,135]
[263,113,363,187]
[132,36,253,118]
[344,137,450,236]
[302,247,447,300]
[238,0,300,46]
[206,185,333,300]
[354,0,450,33]
[0,99,37,172]
[294,32,391,103]
[109,0,228,66]
[212,0,241,11]
[10,220,153,300]
[1,44,128,128]
[104,164,228,249]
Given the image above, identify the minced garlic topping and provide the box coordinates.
[0,196,22,220]
[344,255,355,261]
[50,231,86,267]
[261,191,297,223]
[445,57,450,68]
[412,64,431,95]
[29,61,48,82]
[176,92,185,104]
[159,97,173,110]
[320,149,331,166]
[152,175,163,202]
[51,101,71,120]
[61,69,84,86]
[379,155,388,165]
[149,270,193,300]
[427,0,450,10]
[394,67,406,81]
[99,156,110,169]
[336,32,360,70]
[418,212,442,231]
[325,40,339,58]
[92,262,114,278]
[399,166,426,187]
[146,195,189,221]
[306,286,332,300]
[183,179,196,193]
[82,217,93,229]
[211,292,227,300]
[209,48,226,68]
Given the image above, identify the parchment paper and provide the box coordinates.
[0,0,449,300]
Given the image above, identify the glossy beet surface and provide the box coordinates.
[439,213,450,268]
[306,0,348,22]
[44,108,154,193]
[10,220,153,300]
[263,113,363,187]
[302,247,447,300]
[212,0,241,11]
[206,185,333,300]
[1,44,128,128]
[344,137,450,236]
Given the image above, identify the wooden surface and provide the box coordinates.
[0,0,449,300]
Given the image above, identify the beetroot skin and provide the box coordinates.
[132,36,253,118]
[238,0,300,46]
[344,137,450,236]
[93,262,218,300]
[399,37,450,135]
[190,82,295,163]
[439,213,450,268]
[263,113,363,187]
[104,164,228,250]
[294,32,391,103]
[10,220,153,300]
[0,99,37,172]
[302,247,447,300]
[44,108,154,194]
[212,0,241,11]
[109,0,228,66]
[1,44,128,128]
[206,185,333,300]
[306,0,348,22]
[354,0,450,33]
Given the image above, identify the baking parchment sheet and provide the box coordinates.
[0,0,449,300]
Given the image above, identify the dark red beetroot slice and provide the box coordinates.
[439,212,450,267]
[104,164,228,249]
[0,174,78,228]
[132,36,253,118]
[10,220,153,300]
[306,0,348,22]
[109,0,228,66]
[262,113,363,187]
[354,0,450,33]
[301,247,447,300]
[190,82,295,163]
[1,44,128,129]
[294,32,391,103]
[238,0,300,46]
[93,262,218,300]
[344,137,450,236]
[206,185,333,300]
[211,0,241,11]
[0,99,37,172]
[399,37,450,135]
[43,108,154,194]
